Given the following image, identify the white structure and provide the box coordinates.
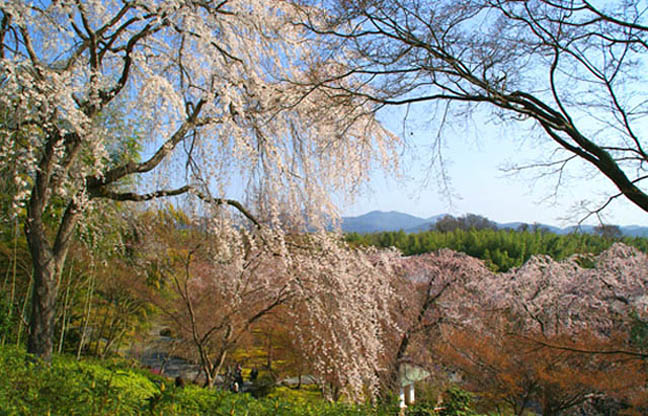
[398,363,430,409]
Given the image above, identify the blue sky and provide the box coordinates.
[341,106,648,227]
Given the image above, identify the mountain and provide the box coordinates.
[341,211,648,237]
[400,214,449,233]
[341,210,433,233]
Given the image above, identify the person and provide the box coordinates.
[234,363,243,386]
[249,367,258,382]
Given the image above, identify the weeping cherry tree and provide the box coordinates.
[0,0,399,361]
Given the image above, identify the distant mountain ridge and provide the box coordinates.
[341,210,648,237]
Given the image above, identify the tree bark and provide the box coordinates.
[25,239,62,361]
[24,166,80,360]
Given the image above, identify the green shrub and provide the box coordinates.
[405,402,438,416]
[249,373,278,398]
[439,386,479,416]
[0,345,158,415]
[0,345,408,415]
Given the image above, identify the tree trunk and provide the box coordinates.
[25,198,79,360]
[26,248,62,361]
[204,349,227,388]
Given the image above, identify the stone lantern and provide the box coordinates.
[398,363,430,410]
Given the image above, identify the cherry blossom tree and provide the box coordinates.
[0,1,399,360]
[444,243,648,413]
[137,211,293,387]
[279,236,400,400]
[386,244,648,412]
[480,243,648,336]
[384,249,490,390]
[135,209,399,399]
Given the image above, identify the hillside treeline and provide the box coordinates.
[345,227,648,271]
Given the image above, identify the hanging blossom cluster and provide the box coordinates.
[0,52,92,213]
[285,234,401,400]
[0,0,400,228]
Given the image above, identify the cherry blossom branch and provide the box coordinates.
[90,184,262,229]
[91,185,193,201]
[87,100,206,190]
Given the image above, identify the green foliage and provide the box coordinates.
[0,345,404,415]
[438,387,479,416]
[0,294,18,343]
[403,386,480,416]
[0,345,158,415]
[346,228,648,271]
[268,385,323,403]
[433,214,497,233]
[629,312,648,351]
[405,402,439,416]
[151,389,400,416]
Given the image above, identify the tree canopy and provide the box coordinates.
[0,0,399,360]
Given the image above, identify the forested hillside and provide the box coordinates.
[346,228,648,271]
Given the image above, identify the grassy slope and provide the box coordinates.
[0,345,400,416]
